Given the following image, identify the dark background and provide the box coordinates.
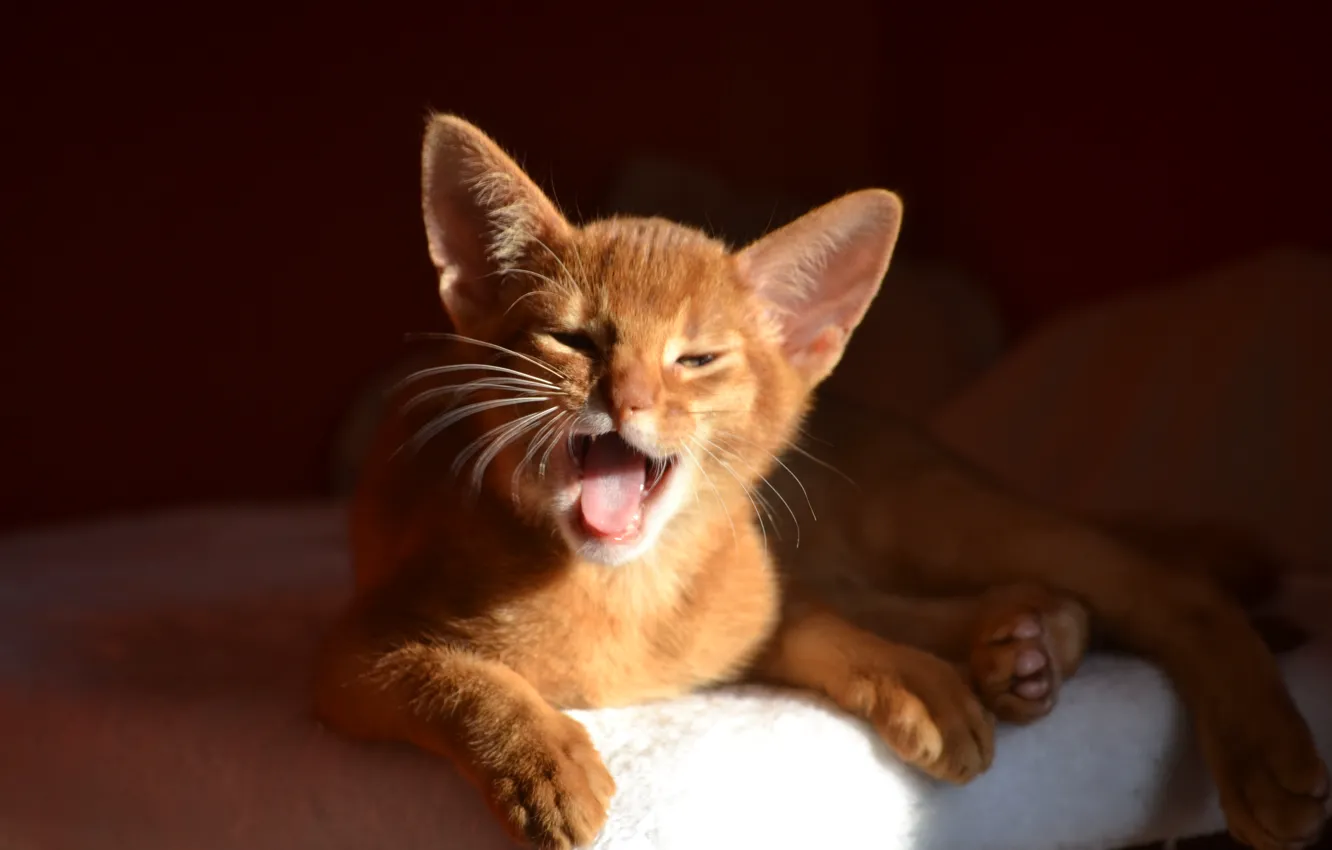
[3,2,1329,532]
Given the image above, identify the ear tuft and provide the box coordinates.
[421,114,571,331]
[736,189,903,386]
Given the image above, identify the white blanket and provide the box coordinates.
[1,504,1329,850]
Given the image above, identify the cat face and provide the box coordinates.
[418,115,902,566]
[454,218,802,566]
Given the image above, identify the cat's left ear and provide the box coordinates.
[736,189,902,386]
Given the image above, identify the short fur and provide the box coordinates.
[314,115,1328,850]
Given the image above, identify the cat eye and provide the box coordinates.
[676,353,718,368]
[548,331,598,354]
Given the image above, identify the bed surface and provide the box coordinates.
[1,503,1329,850]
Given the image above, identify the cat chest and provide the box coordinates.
[507,562,781,708]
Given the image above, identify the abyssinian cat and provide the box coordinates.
[313,115,1328,850]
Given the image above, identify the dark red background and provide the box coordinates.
[3,3,1328,531]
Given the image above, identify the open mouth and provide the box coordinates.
[571,433,677,542]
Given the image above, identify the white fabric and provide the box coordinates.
[1,504,1330,850]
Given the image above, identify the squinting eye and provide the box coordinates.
[677,353,717,368]
[548,331,598,353]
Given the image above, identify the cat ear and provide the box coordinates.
[736,189,903,386]
[421,114,573,332]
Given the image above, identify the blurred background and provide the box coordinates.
[3,2,1329,532]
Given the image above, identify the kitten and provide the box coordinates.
[313,115,1327,850]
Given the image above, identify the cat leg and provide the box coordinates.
[314,607,614,850]
[831,584,1089,724]
[1001,531,1326,849]
[1105,516,1286,608]
[750,593,995,783]
[893,481,1328,850]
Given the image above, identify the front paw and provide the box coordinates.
[486,713,616,850]
[1206,711,1329,850]
[849,649,996,784]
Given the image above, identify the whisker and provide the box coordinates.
[469,408,558,491]
[715,430,818,522]
[752,491,780,539]
[402,379,563,414]
[647,457,668,491]
[539,414,573,479]
[452,407,555,477]
[403,332,566,381]
[690,437,768,551]
[795,425,836,447]
[706,437,800,547]
[390,362,558,395]
[513,411,569,497]
[400,396,553,456]
[680,441,736,550]
[788,443,858,488]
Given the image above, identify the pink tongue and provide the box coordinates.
[580,436,648,537]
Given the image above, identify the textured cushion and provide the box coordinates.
[1,505,1329,850]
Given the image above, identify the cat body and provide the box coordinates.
[314,115,1327,850]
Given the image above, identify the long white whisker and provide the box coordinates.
[692,436,767,548]
[788,443,858,488]
[513,411,569,497]
[707,438,799,547]
[718,431,818,522]
[407,332,566,381]
[680,441,736,550]
[712,434,810,532]
[690,437,766,549]
[402,396,552,455]
[754,493,780,541]
[469,408,558,491]
[539,414,573,479]
[647,458,668,492]
[403,379,564,414]
[446,378,563,394]
[452,407,554,476]
[712,429,838,512]
[391,362,558,394]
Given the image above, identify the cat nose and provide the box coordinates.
[608,366,658,426]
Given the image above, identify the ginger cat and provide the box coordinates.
[313,115,1328,850]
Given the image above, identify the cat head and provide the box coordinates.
[419,114,901,566]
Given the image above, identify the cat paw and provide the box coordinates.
[1208,714,1329,850]
[970,584,1089,724]
[487,713,616,850]
[854,649,996,784]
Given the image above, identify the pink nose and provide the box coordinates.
[609,367,657,425]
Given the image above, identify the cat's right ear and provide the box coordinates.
[421,114,572,332]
